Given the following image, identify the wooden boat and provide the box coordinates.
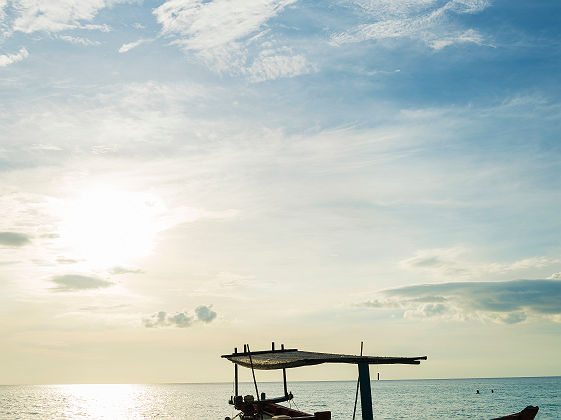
[222,342,426,420]
[222,343,538,420]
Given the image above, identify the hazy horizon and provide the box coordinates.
[1,0,561,385]
[5,374,561,387]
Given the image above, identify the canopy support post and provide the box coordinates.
[246,344,260,401]
[281,343,288,397]
[234,347,238,397]
[358,362,373,420]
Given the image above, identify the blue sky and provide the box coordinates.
[1,0,561,384]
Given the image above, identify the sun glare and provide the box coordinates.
[60,186,166,268]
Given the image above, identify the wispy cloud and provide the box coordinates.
[81,23,111,32]
[401,247,559,280]
[427,28,488,50]
[58,34,101,46]
[109,265,144,275]
[331,0,491,49]
[118,39,147,53]
[8,0,130,34]
[143,305,217,328]
[154,0,296,50]
[246,49,315,82]
[0,47,28,67]
[50,274,113,292]
[152,0,311,80]
[56,257,79,264]
[361,279,561,324]
[29,143,63,151]
[0,231,31,246]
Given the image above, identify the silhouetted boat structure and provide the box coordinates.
[222,343,538,420]
[222,343,425,420]
[492,406,539,420]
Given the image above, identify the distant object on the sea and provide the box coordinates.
[221,342,539,420]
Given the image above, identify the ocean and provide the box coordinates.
[0,377,559,419]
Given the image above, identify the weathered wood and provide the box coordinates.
[222,349,427,370]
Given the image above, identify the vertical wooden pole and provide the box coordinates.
[358,363,373,420]
[352,341,364,420]
[246,344,260,401]
[281,344,288,396]
[234,347,238,397]
[282,368,288,397]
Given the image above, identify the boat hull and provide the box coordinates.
[491,405,539,420]
[235,401,330,419]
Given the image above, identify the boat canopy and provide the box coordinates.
[221,349,427,370]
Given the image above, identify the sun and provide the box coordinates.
[60,185,166,268]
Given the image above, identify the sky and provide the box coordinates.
[1,0,561,385]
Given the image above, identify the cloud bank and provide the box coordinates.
[361,279,561,324]
[50,274,113,292]
[143,305,217,328]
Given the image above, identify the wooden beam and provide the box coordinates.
[358,363,373,420]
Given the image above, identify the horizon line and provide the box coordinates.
[2,375,560,386]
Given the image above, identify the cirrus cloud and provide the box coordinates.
[152,0,312,81]
[331,0,491,50]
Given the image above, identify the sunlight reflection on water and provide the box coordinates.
[0,377,559,419]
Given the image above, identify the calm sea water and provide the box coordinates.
[0,377,559,419]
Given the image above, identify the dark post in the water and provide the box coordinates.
[358,362,373,420]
